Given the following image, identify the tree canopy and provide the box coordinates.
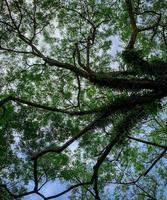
[0,0,167,199]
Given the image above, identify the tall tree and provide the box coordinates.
[0,0,167,199]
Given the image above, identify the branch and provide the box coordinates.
[0,184,17,199]
[135,183,157,200]
[143,149,167,176]
[91,105,148,183]
[93,175,101,200]
[127,136,167,149]
[162,25,167,47]
[76,75,81,108]
[31,90,164,160]
[0,46,32,54]
[125,0,137,30]
[74,42,92,73]
[75,177,96,198]
[45,181,91,199]
[89,75,167,91]
[3,0,167,92]
[30,0,37,42]
[31,112,108,160]
[42,55,167,90]
[125,0,138,49]
[0,184,35,199]
[33,159,38,191]
[139,13,161,32]
[0,96,101,116]
[1,89,163,118]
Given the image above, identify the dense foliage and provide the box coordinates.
[0,0,167,199]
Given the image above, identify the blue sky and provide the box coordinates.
[23,180,70,200]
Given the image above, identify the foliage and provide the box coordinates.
[0,0,167,199]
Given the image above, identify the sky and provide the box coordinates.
[23,180,69,200]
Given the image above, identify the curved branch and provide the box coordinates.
[46,181,91,199]
[0,184,35,199]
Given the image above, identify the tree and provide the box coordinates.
[0,0,167,199]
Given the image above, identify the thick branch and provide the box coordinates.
[125,0,138,49]
[31,90,164,160]
[91,106,148,183]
